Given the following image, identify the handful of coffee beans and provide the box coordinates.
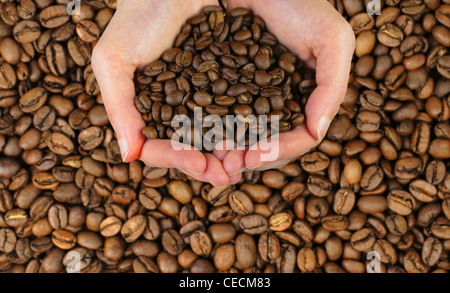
[134,6,309,149]
[0,0,449,274]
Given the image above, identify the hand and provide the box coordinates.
[92,0,237,187]
[220,0,355,174]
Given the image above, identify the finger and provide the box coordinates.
[248,158,290,172]
[244,124,318,169]
[229,173,243,185]
[91,46,145,163]
[212,139,235,161]
[184,154,229,187]
[222,149,246,175]
[304,24,355,141]
[139,139,207,174]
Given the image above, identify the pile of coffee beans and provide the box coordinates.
[0,0,449,274]
[135,6,308,148]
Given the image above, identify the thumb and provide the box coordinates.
[91,47,145,162]
[305,24,355,141]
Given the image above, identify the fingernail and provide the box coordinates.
[317,116,332,141]
[246,162,264,170]
[229,168,245,176]
[118,139,130,162]
[182,168,204,176]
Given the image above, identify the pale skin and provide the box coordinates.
[91,0,355,187]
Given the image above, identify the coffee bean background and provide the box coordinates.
[0,0,449,273]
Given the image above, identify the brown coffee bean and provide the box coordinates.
[168,180,193,205]
[213,243,235,271]
[111,186,136,206]
[281,182,305,202]
[75,20,99,43]
[373,239,398,264]
[121,215,146,243]
[343,159,362,185]
[13,20,41,43]
[51,229,76,250]
[262,170,287,189]
[100,216,122,237]
[387,190,416,216]
[321,215,349,232]
[404,250,429,273]
[0,228,16,253]
[235,233,256,269]
[409,179,437,202]
[139,187,161,210]
[429,138,450,159]
[350,228,376,252]
[296,247,316,273]
[190,230,212,257]
[422,236,442,267]
[228,190,254,215]
[334,188,356,215]
[430,217,450,240]
[360,165,384,190]
[357,195,388,214]
[161,229,184,256]
[377,23,404,47]
[48,132,74,156]
[19,87,47,113]
[268,212,292,232]
[239,214,267,235]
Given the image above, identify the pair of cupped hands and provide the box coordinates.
[91,0,355,187]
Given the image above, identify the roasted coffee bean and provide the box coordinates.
[404,250,429,273]
[99,216,122,237]
[228,190,254,215]
[0,228,16,253]
[296,247,316,273]
[321,215,349,232]
[334,188,356,215]
[235,233,257,269]
[239,214,268,235]
[121,215,146,243]
[350,228,376,251]
[387,190,416,216]
[19,87,47,113]
[51,229,76,250]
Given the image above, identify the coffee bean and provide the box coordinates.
[334,188,356,215]
[13,20,41,43]
[51,229,76,250]
[387,190,416,216]
[235,233,256,269]
[357,195,388,214]
[350,228,375,251]
[228,190,253,215]
[268,212,292,231]
[19,87,47,113]
[99,216,122,237]
[190,230,212,257]
[0,228,16,253]
[239,214,268,235]
[121,215,146,243]
[404,250,429,273]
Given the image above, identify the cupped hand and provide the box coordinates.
[92,0,355,186]
[92,0,235,187]
[221,0,356,174]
